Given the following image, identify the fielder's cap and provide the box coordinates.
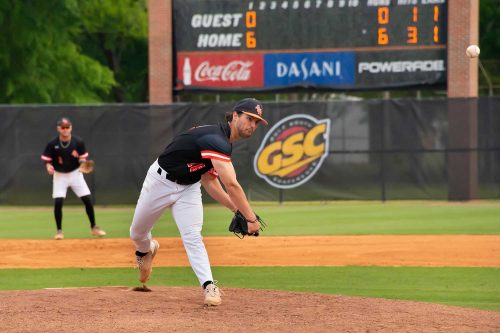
[233,98,268,125]
[57,117,72,127]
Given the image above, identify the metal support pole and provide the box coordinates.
[478,60,494,97]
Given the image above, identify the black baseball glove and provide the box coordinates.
[229,210,266,239]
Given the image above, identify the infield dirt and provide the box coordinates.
[1,286,500,333]
[1,235,499,332]
[1,235,500,268]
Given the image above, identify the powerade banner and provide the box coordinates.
[355,49,447,89]
[173,0,448,92]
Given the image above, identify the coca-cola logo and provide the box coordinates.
[194,61,253,82]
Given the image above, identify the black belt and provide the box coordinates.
[157,167,191,185]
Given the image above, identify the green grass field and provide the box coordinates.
[1,201,500,239]
[1,201,499,311]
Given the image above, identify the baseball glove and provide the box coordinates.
[79,160,95,174]
[229,210,266,239]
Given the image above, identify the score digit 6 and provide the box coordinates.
[245,11,257,49]
[246,31,256,48]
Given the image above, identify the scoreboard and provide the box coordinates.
[173,0,447,91]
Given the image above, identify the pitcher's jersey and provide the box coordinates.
[41,136,88,173]
[158,122,232,185]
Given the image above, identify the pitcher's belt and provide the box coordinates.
[156,167,192,185]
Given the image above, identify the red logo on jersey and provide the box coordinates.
[187,163,205,173]
[72,150,79,158]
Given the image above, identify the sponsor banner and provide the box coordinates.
[254,114,331,189]
[175,49,446,91]
[355,49,447,88]
[176,53,264,89]
[264,52,356,88]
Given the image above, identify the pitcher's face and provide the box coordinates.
[235,113,260,138]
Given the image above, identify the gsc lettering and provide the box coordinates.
[257,123,327,175]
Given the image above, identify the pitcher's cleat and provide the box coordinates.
[204,282,222,306]
[136,240,160,283]
[54,231,64,240]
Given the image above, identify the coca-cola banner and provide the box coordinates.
[176,53,263,89]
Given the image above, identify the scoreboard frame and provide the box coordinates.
[172,0,448,92]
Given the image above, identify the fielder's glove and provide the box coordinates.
[79,160,95,174]
[229,210,266,239]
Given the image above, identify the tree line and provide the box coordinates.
[0,0,497,104]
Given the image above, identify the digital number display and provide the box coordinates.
[173,0,448,91]
[174,0,446,51]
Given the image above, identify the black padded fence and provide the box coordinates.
[0,97,498,205]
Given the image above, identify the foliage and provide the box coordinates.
[76,0,148,102]
[0,0,116,103]
[0,0,148,103]
[479,0,500,60]
[479,0,500,95]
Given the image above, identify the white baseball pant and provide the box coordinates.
[130,159,213,285]
[52,169,91,198]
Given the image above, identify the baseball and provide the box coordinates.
[466,45,480,58]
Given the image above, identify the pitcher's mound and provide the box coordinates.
[0,287,499,333]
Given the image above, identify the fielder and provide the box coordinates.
[130,98,267,306]
[41,117,106,240]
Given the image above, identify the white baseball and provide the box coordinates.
[466,45,480,58]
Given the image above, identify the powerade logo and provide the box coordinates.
[254,115,330,189]
[264,52,355,87]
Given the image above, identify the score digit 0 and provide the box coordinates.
[246,11,257,48]
[377,7,389,45]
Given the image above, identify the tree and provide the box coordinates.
[479,0,500,60]
[479,0,500,95]
[0,0,116,103]
[77,0,148,102]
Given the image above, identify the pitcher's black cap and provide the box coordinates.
[233,98,268,125]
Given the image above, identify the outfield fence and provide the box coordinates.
[0,97,498,204]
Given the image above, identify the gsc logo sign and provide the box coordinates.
[254,114,330,189]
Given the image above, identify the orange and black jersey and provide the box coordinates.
[158,122,232,185]
[41,136,88,173]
